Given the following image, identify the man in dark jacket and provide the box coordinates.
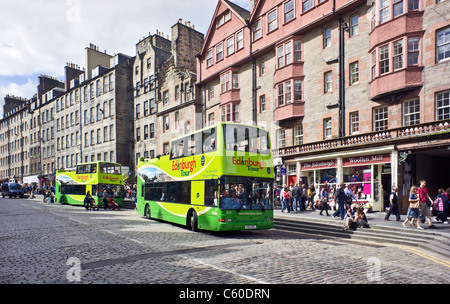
[385,186,401,221]
[292,183,302,212]
[332,183,347,220]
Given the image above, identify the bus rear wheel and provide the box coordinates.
[187,210,198,232]
[145,204,152,219]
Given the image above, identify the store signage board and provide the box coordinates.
[343,153,391,167]
[301,159,337,170]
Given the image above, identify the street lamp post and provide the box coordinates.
[338,16,347,138]
[326,16,348,138]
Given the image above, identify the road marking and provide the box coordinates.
[102,230,118,235]
[188,257,270,284]
[394,245,450,268]
[69,218,89,225]
[128,238,144,244]
[275,227,450,268]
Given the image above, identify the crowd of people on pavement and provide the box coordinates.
[83,188,119,211]
[124,183,137,199]
[401,180,449,230]
[275,179,449,231]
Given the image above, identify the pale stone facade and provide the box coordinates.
[133,20,204,159]
[53,45,134,172]
[0,96,30,182]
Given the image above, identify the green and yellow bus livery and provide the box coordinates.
[136,123,274,232]
[55,162,125,207]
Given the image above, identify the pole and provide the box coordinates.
[339,15,346,138]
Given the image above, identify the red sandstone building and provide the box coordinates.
[196,0,450,212]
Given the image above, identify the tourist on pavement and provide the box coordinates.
[343,204,355,231]
[301,184,307,211]
[344,184,357,202]
[403,186,423,230]
[434,188,448,224]
[355,206,369,228]
[306,185,316,210]
[417,180,437,229]
[319,185,330,216]
[292,183,302,212]
[281,186,291,213]
[385,186,401,221]
[332,183,347,220]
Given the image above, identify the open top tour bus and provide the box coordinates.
[136,122,274,232]
[55,162,125,207]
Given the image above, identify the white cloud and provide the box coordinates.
[0,0,220,99]
[0,0,252,104]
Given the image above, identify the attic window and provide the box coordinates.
[217,10,231,27]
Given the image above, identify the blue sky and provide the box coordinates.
[0,0,251,117]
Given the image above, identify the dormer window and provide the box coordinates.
[217,10,231,28]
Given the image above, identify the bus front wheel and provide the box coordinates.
[145,204,152,219]
[187,210,198,232]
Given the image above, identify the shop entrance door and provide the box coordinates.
[382,173,391,211]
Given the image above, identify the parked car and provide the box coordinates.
[4,183,25,198]
[1,183,9,198]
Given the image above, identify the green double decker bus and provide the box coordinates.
[136,123,274,232]
[55,162,125,207]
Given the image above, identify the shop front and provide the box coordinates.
[295,146,397,212]
[397,137,450,214]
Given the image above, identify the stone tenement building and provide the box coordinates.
[1,45,134,187]
[196,0,450,212]
[133,20,204,160]
[133,30,172,161]
[0,95,30,182]
[53,45,134,176]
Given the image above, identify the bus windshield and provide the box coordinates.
[223,124,270,155]
[76,162,122,175]
[99,163,122,175]
[219,176,273,210]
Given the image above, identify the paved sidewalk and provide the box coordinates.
[274,208,450,237]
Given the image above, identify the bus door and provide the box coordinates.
[191,181,204,206]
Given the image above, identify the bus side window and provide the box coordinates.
[194,132,202,155]
[203,128,217,153]
[185,136,193,157]
[205,180,218,206]
[92,185,97,196]
[178,139,184,158]
[244,128,249,152]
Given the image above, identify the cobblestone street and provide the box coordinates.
[1,197,449,287]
